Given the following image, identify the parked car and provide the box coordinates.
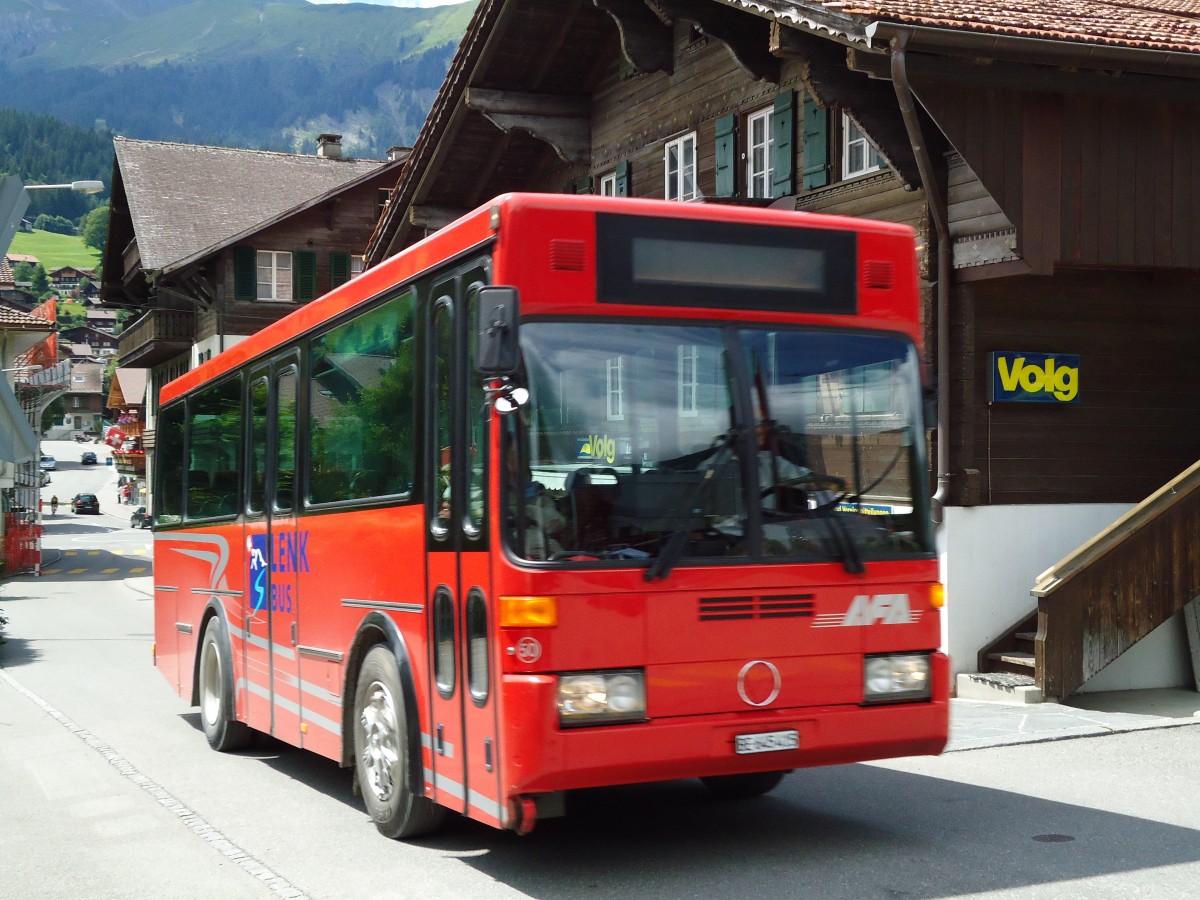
[39,455,56,471]
[80,451,97,465]
[130,506,152,529]
[72,493,100,514]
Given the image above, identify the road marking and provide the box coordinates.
[65,550,77,556]
[0,668,309,900]
[67,568,89,575]
[100,568,119,574]
[41,568,61,575]
[129,567,148,574]
[87,551,100,556]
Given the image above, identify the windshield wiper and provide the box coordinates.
[644,431,739,582]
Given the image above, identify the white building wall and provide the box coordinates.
[940,504,1194,692]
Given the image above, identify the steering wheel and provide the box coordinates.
[760,472,847,514]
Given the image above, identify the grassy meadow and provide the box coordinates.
[8,230,101,271]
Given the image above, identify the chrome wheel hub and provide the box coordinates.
[360,681,399,803]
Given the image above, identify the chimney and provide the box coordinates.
[317,134,343,159]
[387,146,411,163]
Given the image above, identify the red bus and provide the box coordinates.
[153,193,948,839]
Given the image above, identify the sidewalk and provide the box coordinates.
[119,576,1200,752]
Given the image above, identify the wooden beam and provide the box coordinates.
[593,0,673,75]
[658,0,779,82]
[465,88,591,164]
[409,205,468,231]
[465,88,589,119]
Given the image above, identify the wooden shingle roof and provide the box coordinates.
[113,137,393,275]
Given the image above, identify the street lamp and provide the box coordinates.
[24,180,105,194]
[1,174,106,259]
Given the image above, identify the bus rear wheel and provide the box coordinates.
[198,618,251,752]
[700,770,787,799]
[353,646,445,839]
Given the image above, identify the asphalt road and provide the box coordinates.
[2,446,1200,898]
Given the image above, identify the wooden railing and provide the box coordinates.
[1032,459,1200,699]
[118,308,194,364]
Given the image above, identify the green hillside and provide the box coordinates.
[8,230,102,271]
[0,0,477,157]
[7,0,475,72]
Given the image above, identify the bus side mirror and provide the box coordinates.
[476,286,520,376]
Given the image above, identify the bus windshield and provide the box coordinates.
[505,321,933,570]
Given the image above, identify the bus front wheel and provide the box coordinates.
[198,618,250,752]
[700,770,787,799]
[353,646,445,839]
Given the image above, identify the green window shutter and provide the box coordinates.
[615,160,631,196]
[233,247,257,301]
[771,90,795,197]
[715,114,736,198]
[572,175,594,194]
[295,250,317,302]
[802,94,830,190]
[329,251,351,289]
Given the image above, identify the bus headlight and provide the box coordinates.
[863,654,932,703]
[557,670,646,727]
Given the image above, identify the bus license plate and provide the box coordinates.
[735,730,799,755]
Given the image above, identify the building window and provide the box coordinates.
[746,107,773,199]
[599,172,617,196]
[606,356,624,420]
[842,115,882,179]
[664,132,697,201]
[257,250,293,301]
[678,344,699,417]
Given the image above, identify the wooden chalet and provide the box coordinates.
[367,0,1200,700]
[102,134,410,500]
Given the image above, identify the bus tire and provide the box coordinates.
[700,770,787,799]
[353,646,445,839]
[198,618,251,752]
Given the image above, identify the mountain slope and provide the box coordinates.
[0,0,476,156]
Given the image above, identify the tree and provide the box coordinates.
[29,264,49,296]
[81,205,108,252]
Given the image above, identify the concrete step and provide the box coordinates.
[956,672,1044,704]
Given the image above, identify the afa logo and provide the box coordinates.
[812,593,919,628]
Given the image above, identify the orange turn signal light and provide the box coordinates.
[929,583,946,609]
[499,595,558,628]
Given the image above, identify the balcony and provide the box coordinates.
[118,308,195,366]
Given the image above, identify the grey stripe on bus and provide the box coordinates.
[239,679,343,738]
[340,599,424,614]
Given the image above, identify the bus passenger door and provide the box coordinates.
[243,357,303,744]
[425,267,501,825]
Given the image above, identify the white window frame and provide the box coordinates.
[664,132,698,201]
[746,107,773,199]
[257,250,293,302]
[842,115,883,179]
[599,172,617,196]
[678,344,699,417]
[606,356,624,421]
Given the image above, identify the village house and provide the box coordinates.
[101,134,411,501]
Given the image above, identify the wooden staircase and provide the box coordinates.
[975,459,1200,701]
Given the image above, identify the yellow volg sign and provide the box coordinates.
[991,351,1080,403]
